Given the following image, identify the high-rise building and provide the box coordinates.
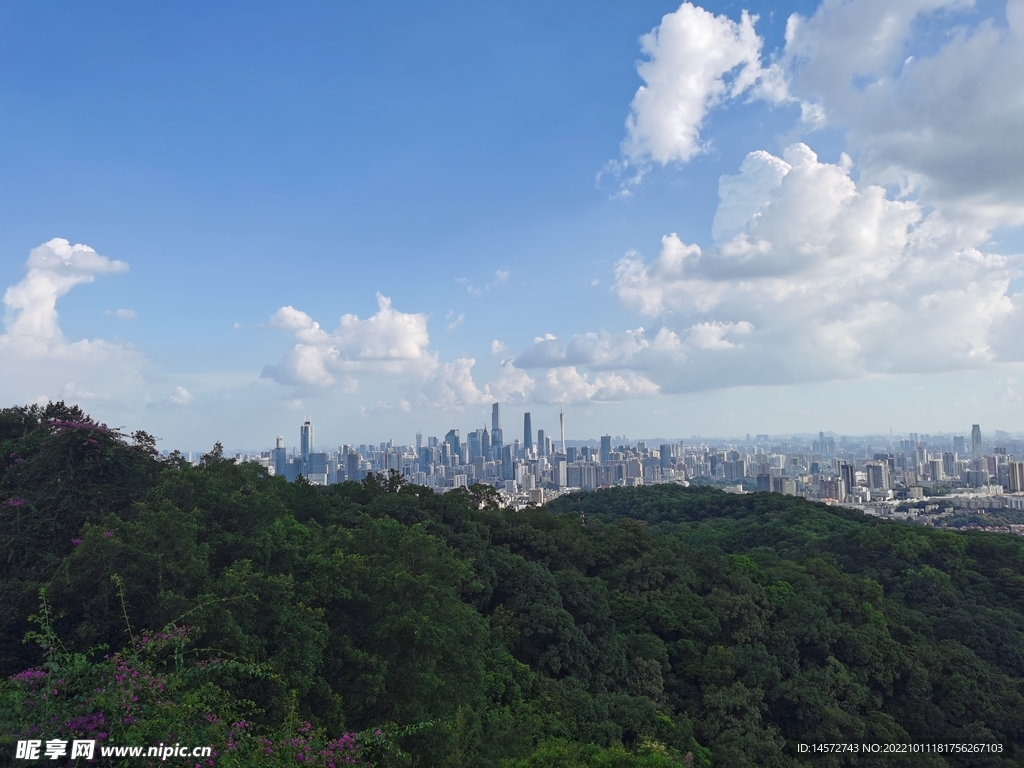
[1008,461,1024,494]
[972,424,982,459]
[866,463,891,490]
[953,435,966,456]
[272,436,287,477]
[300,420,314,459]
[346,451,361,483]
[837,460,856,494]
[492,403,501,433]
[559,408,565,455]
[524,413,533,452]
[537,429,546,456]
[600,435,612,465]
[660,444,673,469]
[467,430,482,462]
[445,429,461,464]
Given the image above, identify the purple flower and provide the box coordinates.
[7,498,27,507]
[71,538,82,546]
[103,531,113,539]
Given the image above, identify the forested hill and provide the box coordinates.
[2,404,1023,767]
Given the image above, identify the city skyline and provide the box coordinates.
[2,0,1023,448]
[217,410,1024,525]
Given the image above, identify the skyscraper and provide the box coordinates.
[492,403,501,432]
[1008,461,1024,493]
[559,408,565,455]
[953,435,966,456]
[445,429,461,464]
[660,444,672,469]
[537,429,546,456]
[524,412,533,452]
[346,451,360,483]
[272,436,287,477]
[300,420,314,459]
[600,435,612,465]
[972,424,982,459]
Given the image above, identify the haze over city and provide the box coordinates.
[3,0,1024,450]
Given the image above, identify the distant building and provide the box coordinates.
[272,436,287,477]
[523,413,533,453]
[972,424,982,459]
[300,420,314,459]
[1008,461,1024,494]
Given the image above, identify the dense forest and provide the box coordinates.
[2,403,1023,766]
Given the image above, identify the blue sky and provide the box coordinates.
[2,0,1023,450]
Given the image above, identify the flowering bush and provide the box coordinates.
[0,589,422,767]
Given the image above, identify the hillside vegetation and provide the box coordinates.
[2,403,1022,766]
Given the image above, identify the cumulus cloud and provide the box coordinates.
[621,3,774,168]
[513,327,684,371]
[612,145,1023,391]
[416,357,660,410]
[490,339,509,355]
[781,0,1024,224]
[530,367,660,403]
[3,238,128,352]
[623,0,1024,223]
[0,239,144,405]
[261,294,437,388]
[168,386,193,405]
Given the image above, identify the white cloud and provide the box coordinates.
[414,357,660,410]
[261,294,437,387]
[780,0,1024,225]
[3,238,128,351]
[445,312,465,331]
[0,239,144,406]
[104,308,137,320]
[513,327,678,371]
[420,357,489,411]
[457,269,512,295]
[490,339,509,355]
[613,144,1023,391]
[617,0,1024,226]
[686,320,753,350]
[531,367,660,404]
[620,3,780,169]
[168,386,193,405]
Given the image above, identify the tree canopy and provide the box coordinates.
[2,404,1022,766]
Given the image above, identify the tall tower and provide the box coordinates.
[559,408,566,455]
[300,420,314,459]
[971,424,982,459]
[524,412,533,452]
[415,430,423,452]
[273,436,287,477]
[492,402,501,432]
